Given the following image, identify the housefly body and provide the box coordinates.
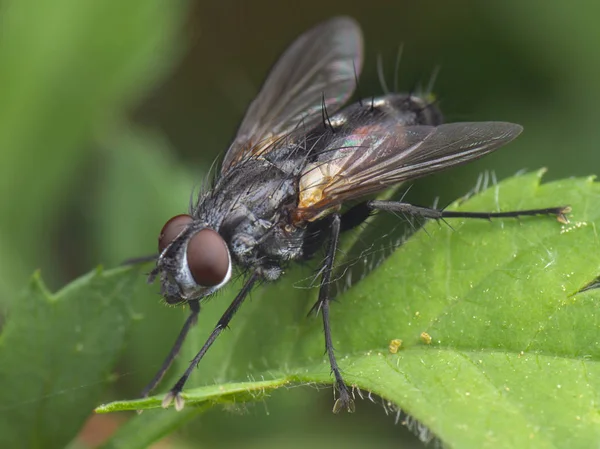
[144,16,569,413]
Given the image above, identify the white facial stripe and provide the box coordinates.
[215,248,233,290]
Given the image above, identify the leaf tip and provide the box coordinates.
[28,270,52,298]
[94,403,111,414]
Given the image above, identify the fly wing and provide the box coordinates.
[221,16,363,173]
[296,121,523,221]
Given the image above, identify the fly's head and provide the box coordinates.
[148,214,232,305]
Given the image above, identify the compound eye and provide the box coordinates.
[186,229,230,287]
[158,214,193,252]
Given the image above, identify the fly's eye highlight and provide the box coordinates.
[186,229,229,287]
[158,214,193,252]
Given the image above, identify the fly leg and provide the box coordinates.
[161,273,259,410]
[339,202,372,232]
[142,299,200,398]
[312,214,355,413]
[368,200,570,223]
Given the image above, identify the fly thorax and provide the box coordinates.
[230,232,257,257]
[227,215,272,262]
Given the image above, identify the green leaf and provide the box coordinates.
[0,267,141,449]
[97,380,287,449]
[97,378,287,414]
[104,171,600,448]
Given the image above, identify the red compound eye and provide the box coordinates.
[186,228,229,287]
[158,214,193,252]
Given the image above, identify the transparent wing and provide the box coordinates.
[296,122,523,221]
[221,16,364,173]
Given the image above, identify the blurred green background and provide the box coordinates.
[0,0,598,447]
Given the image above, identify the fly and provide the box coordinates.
[143,16,569,413]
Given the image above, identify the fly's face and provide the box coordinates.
[149,214,232,304]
